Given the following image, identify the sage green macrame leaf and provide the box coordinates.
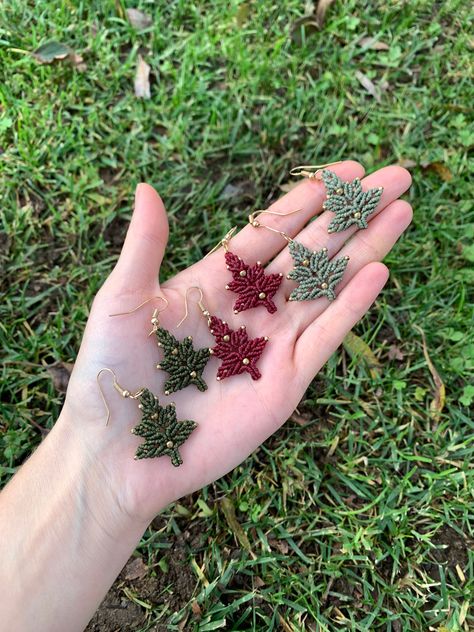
[287,242,349,302]
[322,169,383,233]
[156,327,210,394]
[131,390,197,466]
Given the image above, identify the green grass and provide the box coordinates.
[1,0,473,630]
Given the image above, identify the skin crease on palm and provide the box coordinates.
[63,160,412,525]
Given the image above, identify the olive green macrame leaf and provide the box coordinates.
[131,389,197,466]
[156,327,210,395]
[322,169,383,233]
[287,241,349,302]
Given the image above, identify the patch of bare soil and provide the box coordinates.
[86,534,197,632]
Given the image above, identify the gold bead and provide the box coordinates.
[225,285,229,290]
[138,404,143,409]
[354,212,361,219]
[223,334,230,342]
[188,335,193,340]
[122,390,130,398]
[321,282,328,290]
[172,348,178,355]
[240,325,246,329]
[258,292,266,299]
[264,336,269,341]
[152,413,158,419]
[203,310,210,316]
[165,390,170,396]
[151,317,158,324]
[209,348,214,354]
[233,310,238,314]
[157,342,162,347]
[166,440,174,449]
[239,270,247,277]
[336,188,343,195]
[252,220,259,227]
[130,428,135,434]
[242,358,250,365]
[302,259,309,266]
[216,376,221,381]
[257,261,261,265]
[156,364,161,369]
[322,203,327,210]
[190,370,197,378]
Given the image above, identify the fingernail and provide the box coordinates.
[135,182,146,205]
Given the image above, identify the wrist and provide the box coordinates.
[55,401,151,533]
[0,406,149,632]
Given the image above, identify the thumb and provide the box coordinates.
[109,183,169,290]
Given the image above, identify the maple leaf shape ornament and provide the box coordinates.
[209,316,268,381]
[131,389,197,466]
[224,251,283,314]
[322,169,383,233]
[287,241,349,302]
[155,327,210,395]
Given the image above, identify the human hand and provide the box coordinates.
[62,160,412,525]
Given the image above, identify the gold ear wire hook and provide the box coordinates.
[97,368,144,426]
[177,286,211,328]
[289,161,342,179]
[248,208,303,243]
[204,226,238,259]
[109,295,169,318]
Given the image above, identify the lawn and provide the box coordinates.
[1,1,473,630]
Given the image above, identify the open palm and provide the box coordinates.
[64,160,412,524]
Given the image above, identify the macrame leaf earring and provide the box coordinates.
[209,316,268,381]
[225,251,282,314]
[110,296,211,396]
[178,287,269,381]
[290,164,383,234]
[97,369,197,467]
[321,170,383,233]
[207,227,283,314]
[155,326,210,395]
[248,209,349,302]
[132,389,197,465]
[287,242,349,302]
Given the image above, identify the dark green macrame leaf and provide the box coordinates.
[322,169,383,233]
[287,241,349,301]
[131,389,197,466]
[156,327,210,394]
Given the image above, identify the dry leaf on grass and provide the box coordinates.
[46,362,74,393]
[290,410,312,426]
[358,37,390,51]
[191,601,202,617]
[424,161,453,182]
[220,497,253,555]
[355,71,381,102]
[33,41,86,71]
[124,556,148,581]
[343,331,381,379]
[414,325,446,422]
[134,55,151,99]
[316,0,336,27]
[235,3,250,26]
[396,159,417,168]
[388,344,404,361]
[126,8,152,30]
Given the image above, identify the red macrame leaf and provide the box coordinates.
[224,251,283,314]
[209,317,268,381]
